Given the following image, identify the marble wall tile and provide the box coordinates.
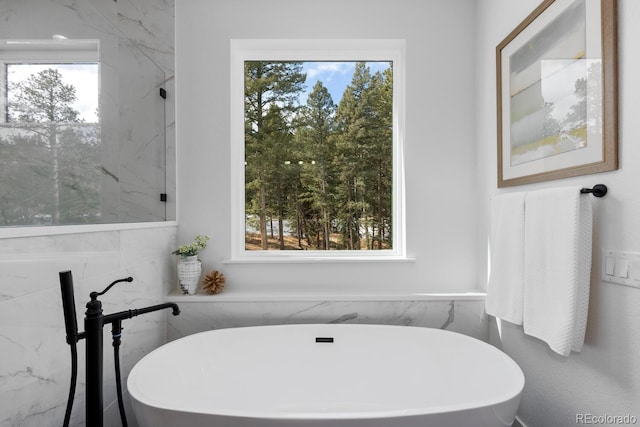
[0,288,70,426]
[120,224,177,268]
[117,41,167,223]
[0,232,121,303]
[0,225,177,427]
[167,299,489,343]
[0,0,115,40]
[0,252,121,303]
[0,231,120,255]
[117,0,175,74]
[115,0,176,223]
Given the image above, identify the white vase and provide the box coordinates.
[177,255,201,294]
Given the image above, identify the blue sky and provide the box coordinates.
[300,61,391,105]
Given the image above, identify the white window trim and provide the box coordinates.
[229,39,407,262]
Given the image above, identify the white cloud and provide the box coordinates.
[301,61,392,104]
[305,62,354,80]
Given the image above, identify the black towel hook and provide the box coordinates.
[580,184,608,198]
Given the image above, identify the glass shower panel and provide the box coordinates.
[117,36,166,223]
[0,0,170,227]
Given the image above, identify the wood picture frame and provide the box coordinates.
[497,0,617,187]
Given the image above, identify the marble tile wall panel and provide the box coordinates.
[115,0,176,223]
[0,225,177,427]
[117,35,167,223]
[0,0,115,40]
[116,0,175,74]
[168,299,489,343]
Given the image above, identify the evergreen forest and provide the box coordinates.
[244,61,393,251]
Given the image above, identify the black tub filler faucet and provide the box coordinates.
[59,270,180,427]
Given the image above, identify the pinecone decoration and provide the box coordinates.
[202,270,225,294]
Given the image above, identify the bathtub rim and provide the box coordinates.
[128,324,524,421]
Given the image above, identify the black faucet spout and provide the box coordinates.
[136,302,181,317]
[103,302,180,325]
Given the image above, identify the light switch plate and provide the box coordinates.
[605,256,615,275]
[601,250,640,289]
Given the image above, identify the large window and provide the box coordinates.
[230,40,406,261]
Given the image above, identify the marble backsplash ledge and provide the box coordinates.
[167,299,490,344]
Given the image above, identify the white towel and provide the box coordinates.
[486,192,526,325]
[523,187,592,356]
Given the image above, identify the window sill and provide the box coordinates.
[223,256,416,264]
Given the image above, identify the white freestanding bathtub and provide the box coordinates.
[128,324,524,427]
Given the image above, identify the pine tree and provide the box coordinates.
[3,68,98,225]
[333,63,393,250]
[244,61,305,249]
[368,67,393,249]
[297,81,336,249]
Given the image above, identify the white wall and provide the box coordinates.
[476,1,640,425]
[176,0,480,294]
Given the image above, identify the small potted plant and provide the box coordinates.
[173,235,209,294]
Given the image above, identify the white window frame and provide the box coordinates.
[229,39,407,262]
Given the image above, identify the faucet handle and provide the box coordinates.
[90,277,134,301]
